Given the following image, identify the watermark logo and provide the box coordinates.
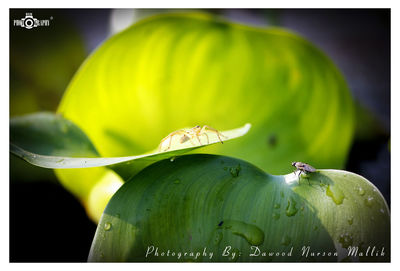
[13,13,51,29]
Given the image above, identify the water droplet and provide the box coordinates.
[214,231,223,245]
[104,222,111,231]
[338,233,353,248]
[274,203,281,209]
[326,185,345,205]
[281,235,291,246]
[229,164,241,177]
[364,196,374,207]
[221,220,264,245]
[170,157,176,162]
[380,208,385,214]
[285,196,298,217]
[358,187,365,196]
[347,216,354,225]
[173,179,181,184]
[272,212,280,220]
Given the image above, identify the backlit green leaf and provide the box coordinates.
[58,13,354,175]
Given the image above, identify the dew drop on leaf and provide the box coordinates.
[285,196,298,217]
[358,187,365,196]
[281,235,291,246]
[229,164,241,177]
[347,216,353,225]
[104,222,112,231]
[364,196,374,207]
[326,185,344,205]
[272,212,280,220]
[221,220,264,246]
[338,233,353,248]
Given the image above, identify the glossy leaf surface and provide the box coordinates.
[89,155,389,262]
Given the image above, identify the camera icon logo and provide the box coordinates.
[20,13,39,29]
[13,12,50,29]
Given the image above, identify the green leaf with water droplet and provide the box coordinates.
[89,155,389,262]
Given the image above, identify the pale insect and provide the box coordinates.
[159,125,226,152]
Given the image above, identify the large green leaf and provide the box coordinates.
[89,154,389,262]
[58,12,354,174]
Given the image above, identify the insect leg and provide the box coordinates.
[159,130,186,151]
[195,134,202,145]
[203,132,210,144]
[167,133,176,150]
[201,125,225,144]
[159,134,172,151]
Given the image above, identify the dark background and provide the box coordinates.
[10,9,390,262]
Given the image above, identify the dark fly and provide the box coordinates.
[291,162,316,174]
[291,162,316,185]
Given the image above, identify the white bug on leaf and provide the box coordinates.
[158,125,226,152]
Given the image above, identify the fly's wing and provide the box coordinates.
[304,163,316,172]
